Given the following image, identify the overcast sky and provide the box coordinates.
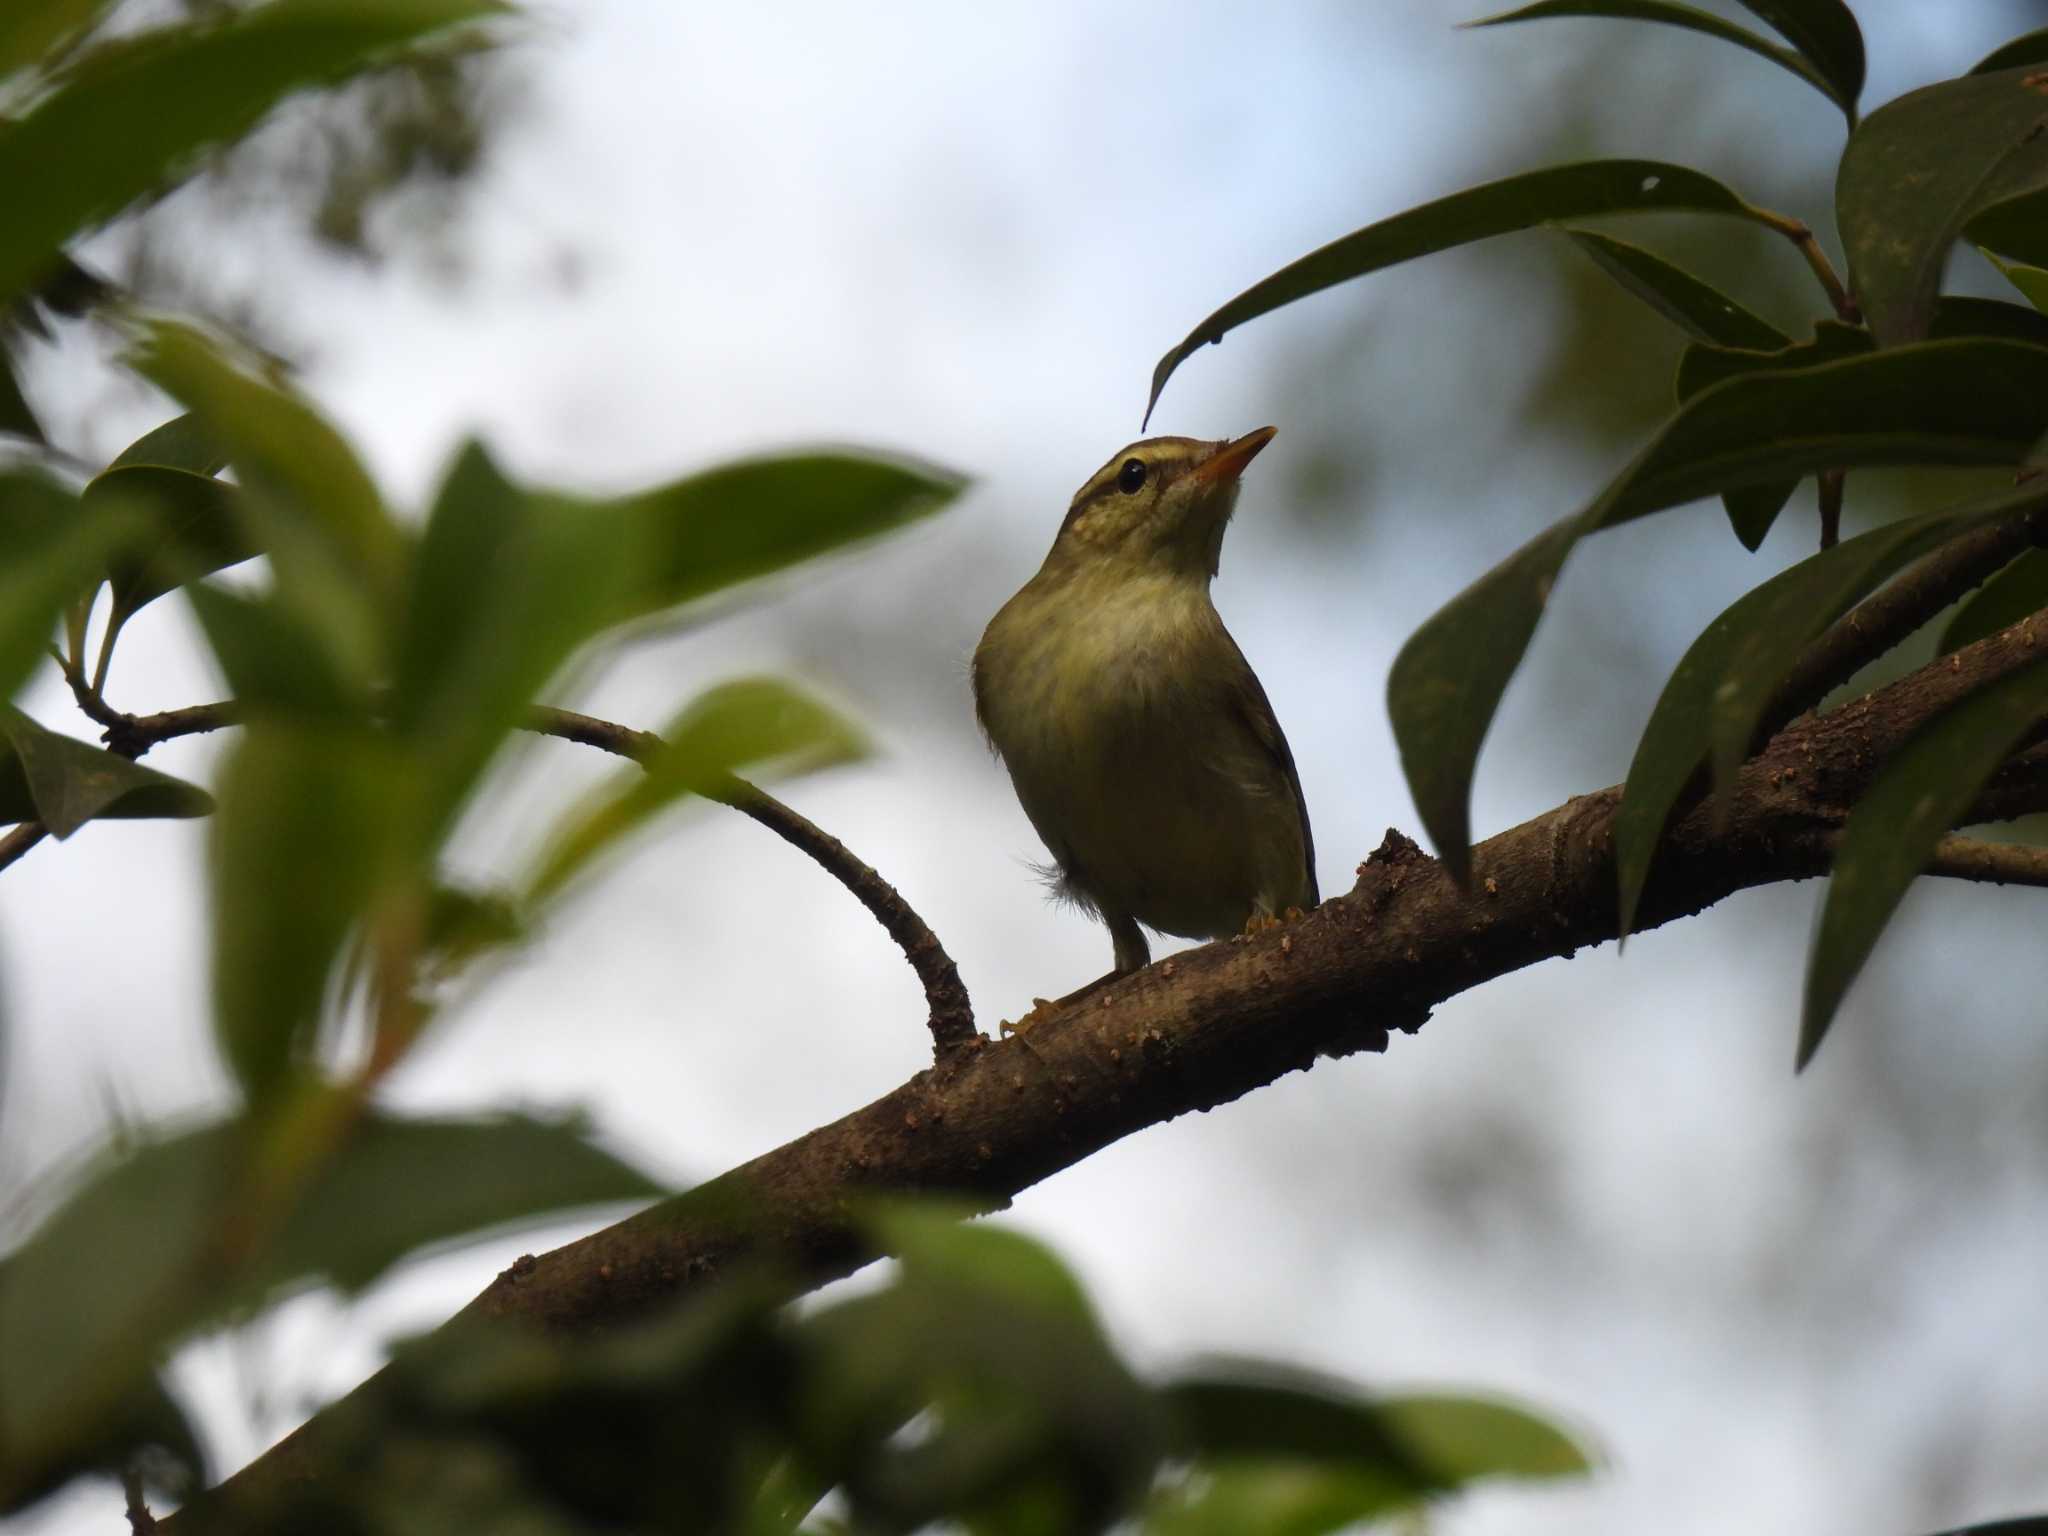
[8,4,2048,1533]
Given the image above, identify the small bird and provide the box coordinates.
[973,428,1316,983]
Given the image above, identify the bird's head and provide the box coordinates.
[1047,427,1277,579]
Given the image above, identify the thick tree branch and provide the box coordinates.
[527,705,977,1057]
[168,606,2048,1529]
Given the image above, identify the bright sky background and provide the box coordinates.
[8,3,2048,1533]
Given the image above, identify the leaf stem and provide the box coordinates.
[1745,204,1861,324]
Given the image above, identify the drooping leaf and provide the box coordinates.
[0,708,212,835]
[1801,649,2048,1067]
[1972,30,2048,75]
[1465,2,1853,122]
[208,722,397,1101]
[1940,547,2048,654]
[527,677,867,906]
[1389,338,2048,879]
[1614,482,2048,939]
[85,464,253,640]
[1146,160,1770,424]
[1728,0,1863,116]
[0,0,506,304]
[1984,248,2048,315]
[1836,66,2048,345]
[608,451,968,623]
[1562,227,1789,349]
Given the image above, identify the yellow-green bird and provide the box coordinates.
[972,427,1316,981]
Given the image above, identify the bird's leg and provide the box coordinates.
[1005,914,1150,1034]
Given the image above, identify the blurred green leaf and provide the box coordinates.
[528,677,866,906]
[0,0,506,304]
[185,580,360,718]
[1389,338,2048,879]
[1729,0,1863,114]
[393,442,646,843]
[1147,159,1770,423]
[868,1202,1097,1325]
[1614,484,2048,939]
[1837,67,2048,345]
[1972,30,2048,75]
[419,881,525,978]
[0,0,121,84]
[1371,1393,1592,1481]
[0,471,130,702]
[0,708,212,834]
[0,1370,208,1519]
[1465,2,1853,121]
[1562,227,1788,349]
[1984,249,2048,315]
[0,349,43,444]
[609,451,967,623]
[1940,547,2048,654]
[1147,1460,1424,1536]
[1802,650,2048,1067]
[209,722,397,1100]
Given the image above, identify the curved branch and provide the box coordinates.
[167,606,2048,1529]
[528,705,977,1057]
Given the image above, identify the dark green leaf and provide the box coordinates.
[85,464,253,639]
[1940,547,2048,654]
[1983,249,2048,315]
[1465,2,1852,121]
[1614,484,2048,938]
[0,708,212,834]
[0,0,123,84]
[0,1370,208,1518]
[0,348,44,444]
[528,677,866,905]
[610,451,967,623]
[393,442,647,844]
[1930,294,2048,346]
[1728,0,1863,115]
[1836,66,2048,345]
[1972,30,2048,75]
[107,410,230,477]
[1802,650,2048,1067]
[1389,338,2048,879]
[1146,159,1769,424]
[1562,227,1789,349]
[209,722,397,1100]
[0,0,505,304]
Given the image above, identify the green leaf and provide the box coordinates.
[1464,2,1853,122]
[1146,1461,1430,1536]
[866,1202,1097,1325]
[85,464,253,640]
[0,0,506,304]
[1614,483,2048,939]
[1727,0,1863,116]
[1145,159,1770,424]
[209,722,398,1100]
[1562,227,1789,349]
[527,677,867,906]
[1370,1393,1592,1481]
[0,471,131,703]
[1836,66,2048,346]
[185,581,360,719]
[1940,548,2048,654]
[393,442,648,843]
[0,0,122,84]
[609,451,967,623]
[1802,649,2048,1067]
[107,410,230,477]
[1984,248,2048,315]
[1972,30,2048,75]
[1389,338,2048,880]
[0,708,212,835]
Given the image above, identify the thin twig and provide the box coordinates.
[1747,205,1860,325]
[0,822,49,874]
[121,1464,157,1534]
[1920,834,2048,888]
[527,705,979,1058]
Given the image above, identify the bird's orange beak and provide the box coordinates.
[1192,425,1278,486]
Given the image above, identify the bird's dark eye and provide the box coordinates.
[1117,457,1148,494]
